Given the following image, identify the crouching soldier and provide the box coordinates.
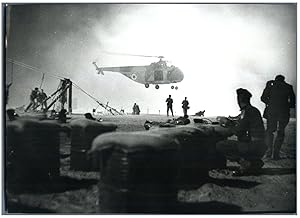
[216,88,267,176]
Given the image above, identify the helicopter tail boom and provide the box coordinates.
[92,62,104,75]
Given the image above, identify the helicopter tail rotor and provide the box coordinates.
[92,61,104,75]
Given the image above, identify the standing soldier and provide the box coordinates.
[25,87,39,112]
[135,104,140,115]
[5,83,12,105]
[182,97,189,117]
[166,95,174,117]
[261,80,274,119]
[261,75,296,160]
[39,89,48,111]
[132,103,137,115]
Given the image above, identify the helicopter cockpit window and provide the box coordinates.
[158,60,167,67]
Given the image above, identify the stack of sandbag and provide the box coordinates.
[6,119,61,190]
[70,119,117,171]
[90,132,180,213]
[148,124,232,184]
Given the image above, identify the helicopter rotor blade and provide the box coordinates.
[100,51,164,59]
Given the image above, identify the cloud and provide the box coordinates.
[6,4,296,116]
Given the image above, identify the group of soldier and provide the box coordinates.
[25,87,48,112]
[165,95,189,117]
[16,73,296,177]
[132,103,140,115]
[165,74,295,176]
[216,75,295,175]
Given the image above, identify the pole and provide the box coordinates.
[11,61,13,84]
[68,80,72,114]
[39,73,45,89]
[46,83,69,111]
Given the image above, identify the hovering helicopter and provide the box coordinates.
[93,54,184,90]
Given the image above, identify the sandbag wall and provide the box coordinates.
[148,124,232,184]
[90,123,232,213]
[6,119,61,190]
[70,119,117,171]
[90,132,180,213]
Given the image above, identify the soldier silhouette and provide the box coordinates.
[166,95,174,117]
[261,75,295,160]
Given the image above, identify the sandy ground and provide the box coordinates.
[5,114,296,214]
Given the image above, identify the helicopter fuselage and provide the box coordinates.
[99,61,184,86]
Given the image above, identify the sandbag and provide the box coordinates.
[148,124,233,184]
[90,132,180,213]
[70,118,117,171]
[6,119,61,190]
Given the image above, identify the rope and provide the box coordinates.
[72,82,122,115]
[6,58,122,115]
[6,58,64,80]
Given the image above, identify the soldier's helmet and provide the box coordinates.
[236,88,252,103]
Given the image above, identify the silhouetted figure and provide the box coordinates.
[182,97,189,117]
[5,83,12,105]
[195,110,205,117]
[261,80,274,119]
[58,108,67,123]
[166,95,174,117]
[144,116,190,130]
[132,103,140,115]
[135,104,140,115]
[132,103,137,115]
[216,88,267,176]
[38,89,48,111]
[132,103,136,115]
[261,75,295,160]
[25,87,39,111]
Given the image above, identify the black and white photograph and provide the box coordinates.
[4,3,296,214]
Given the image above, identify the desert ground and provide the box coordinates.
[5,114,296,214]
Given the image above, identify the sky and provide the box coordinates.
[5,3,297,116]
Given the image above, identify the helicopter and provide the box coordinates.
[93,54,184,90]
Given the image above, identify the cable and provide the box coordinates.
[6,59,121,115]
[6,58,65,80]
[72,82,122,115]
[72,82,100,104]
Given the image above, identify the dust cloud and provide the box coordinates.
[5,4,296,116]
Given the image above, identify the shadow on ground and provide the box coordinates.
[99,201,242,214]
[7,175,98,194]
[173,201,242,214]
[259,167,296,175]
[226,166,296,176]
[207,177,260,188]
[177,174,260,190]
[5,201,55,214]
